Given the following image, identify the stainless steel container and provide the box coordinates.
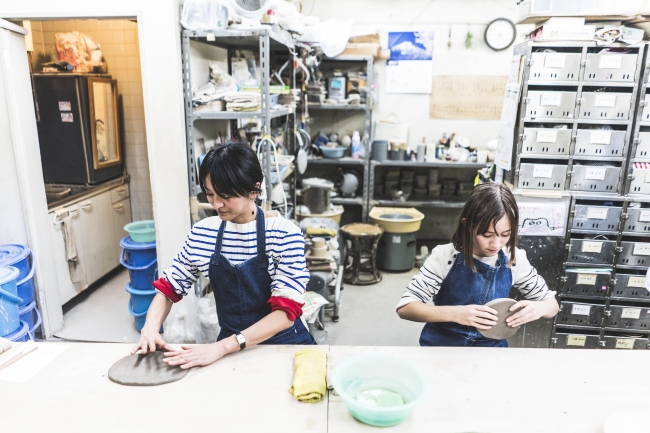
[301,178,333,214]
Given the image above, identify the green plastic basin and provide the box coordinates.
[124,220,156,243]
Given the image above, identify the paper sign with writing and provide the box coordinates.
[544,54,566,68]
[589,130,612,144]
[638,210,650,222]
[584,167,607,181]
[615,339,635,349]
[518,202,567,237]
[628,276,646,288]
[572,304,591,316]
[567,335,586,346]
[599,55,623,69]
[540,93,562,106]
[586,207,608,220]
[581,242,603,253]
[576,274,597,285]
[536,130,557,143]
[595,93,617,108]
[533,165,553,178]
[633,243,650,256]
[621,308,641,319]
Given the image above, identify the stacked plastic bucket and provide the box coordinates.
[121,221,160,332]
[0,244,41,342]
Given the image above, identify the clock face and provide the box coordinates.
[485,18,516,51]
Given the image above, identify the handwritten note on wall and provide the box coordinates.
[518,202,567,236]
[430,76,508,120]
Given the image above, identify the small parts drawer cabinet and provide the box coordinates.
[521,127,571,157]
[617,242,650,267]
[562,269,610,299]
[574,129,626,158]
[518,163,567,190]
[605,305,650,331]
[611,274,650,301]
[569,164,621,193]
[552,332,600,349]
[601,335,649,350]
[583,53,639,83]
[557,301,604,328]
[571,204,621,232]
[526,91,577,120]
[528,52,581,82]
[567,238,616,265]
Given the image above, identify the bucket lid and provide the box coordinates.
[120,236,156,250]
[125,282,157,296]
[0,244,30,267]
[0,266,20,285]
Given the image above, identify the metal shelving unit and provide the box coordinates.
[181,28,297,222]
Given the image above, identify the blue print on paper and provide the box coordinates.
[388,31,434,61]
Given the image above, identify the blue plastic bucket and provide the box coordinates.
[125,283,157,314]
[128,300,163,333]
[120,253,158,289]
[19,301,42,336]
[120,236,157,267]
[0,266,23,337]
[4,320,31,342]
[0,244,34,307]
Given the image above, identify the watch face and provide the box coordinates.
[486,19,515,51]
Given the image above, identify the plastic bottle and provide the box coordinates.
[351,131,361,158]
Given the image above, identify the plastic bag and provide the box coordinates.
[194,293,220,344]
[180,0,229,31]
[163,302,197,344]
[54,32,104,73]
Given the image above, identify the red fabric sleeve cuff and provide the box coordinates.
[153,278,182,303]
[268,297,304,321]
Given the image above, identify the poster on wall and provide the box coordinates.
[386,31,434,94]
[518,202,567,236]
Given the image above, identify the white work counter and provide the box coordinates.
[2,343,648,433]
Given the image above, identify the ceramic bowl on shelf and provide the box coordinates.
[321,146,346,159]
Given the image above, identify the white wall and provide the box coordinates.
[307,0,529,150]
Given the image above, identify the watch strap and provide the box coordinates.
[236,333,246,351]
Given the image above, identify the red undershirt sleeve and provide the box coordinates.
[153,278,183,303]
[268,297,304,321]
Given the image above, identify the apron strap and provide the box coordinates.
[256,207,267,268]
[214,220,227,265]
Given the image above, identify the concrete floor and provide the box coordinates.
[56,267,425,346]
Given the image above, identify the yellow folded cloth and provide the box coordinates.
[289,349,327,403]
[305,227,338,238]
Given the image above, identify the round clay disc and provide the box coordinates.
[108,351,188,386]
[477,298,521,340]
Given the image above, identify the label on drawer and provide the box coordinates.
[615,338,635,349]
[645,171,650,183]
[566,335,586,346]
[582,242,603,253]
[599,55,623,69]
[586,207,608,220]
[627,276,646,288]
[633,243,650,256]
[572,304,591,316]
[544,54,566,68]
[540,93,562,106]
[638,210,650,222]
[576,274,597,285]
[621,308,641,319]
[595,93,617,107]
[536,130,557,143]
[533,165,553,178]
[584,167,607,181]
[589,130,612,144]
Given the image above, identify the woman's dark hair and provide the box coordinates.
[199,142,263,198]
[451,182,519,272]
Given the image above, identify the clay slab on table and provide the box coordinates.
[477,298,521,340]
[108,351,188,386]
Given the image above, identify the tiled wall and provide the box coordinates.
[28,19,153,221]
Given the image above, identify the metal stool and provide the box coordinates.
[341,223,383,285]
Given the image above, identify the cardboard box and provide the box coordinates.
[339,43,380,58]
[348,33,380,45]
[530,25,596,41]
[517,0,643,24]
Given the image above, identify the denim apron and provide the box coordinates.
[419,250,512,347]
[209,208,315,345]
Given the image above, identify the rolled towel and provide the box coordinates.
[288,348,327,403]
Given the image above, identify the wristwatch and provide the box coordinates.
[235,333,246,351]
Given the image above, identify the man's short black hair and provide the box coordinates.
[199,142,263,198]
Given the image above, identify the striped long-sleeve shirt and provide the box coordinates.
[397,243,555,310]
[162,215,309,304]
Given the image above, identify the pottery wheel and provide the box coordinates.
[108,351,188,386]
[477,298,521,340]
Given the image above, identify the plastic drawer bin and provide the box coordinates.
[611,273,650,301]
[605,305,650,331]
[623,208,650,234]
[556,301,605,328]
[562,269,611,298]
[617,242,650,267]
[518,163,567,190]
[571,204,621,232]
[569,165,621,193]
[584,53,638,82]
[553,332,600,349]
[628,163,650,195]
[601,335,649,350]
[642,95,650,122]
[574,129,626,158]
[525,91,577,120]
[578,92,632,121]
[634,131,650,158]
[566,239,616,265]
[521,127,571,156]
[528,52,581,82]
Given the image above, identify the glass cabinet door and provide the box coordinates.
[88,78,120,168]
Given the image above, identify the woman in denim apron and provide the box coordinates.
[397,183,559,347]
[132,143,314,369]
